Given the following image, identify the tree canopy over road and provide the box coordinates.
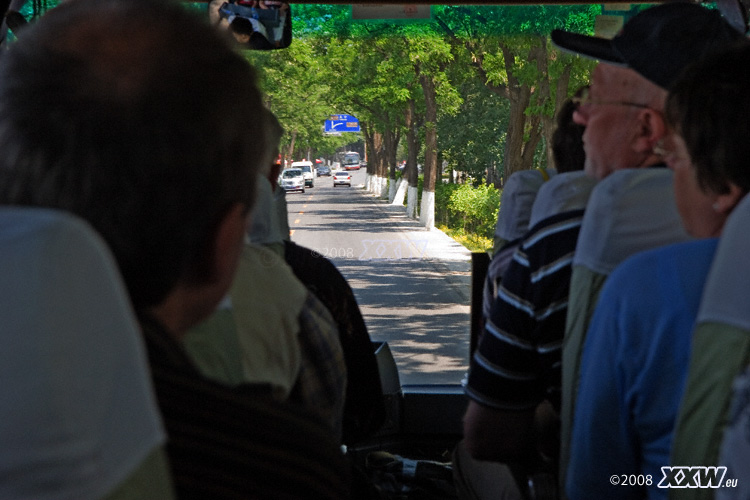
[248,4,601,186]
[7,1,605,226]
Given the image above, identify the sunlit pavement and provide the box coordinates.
[287,170,472,385]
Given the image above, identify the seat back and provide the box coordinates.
[529,171,597,229]
[493,168,555,252]
[559,168,691,493]
[284,240,386,444]
[0,207,167,500]
[247,175,287,251]
[483,171,597,322]
[716,365,750,500]
[671,195,750,500]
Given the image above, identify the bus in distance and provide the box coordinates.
[343,151,361,170]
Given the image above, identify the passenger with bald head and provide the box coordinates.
[456,4,743,499]
[568,37,750,500]
[553,6,747,500]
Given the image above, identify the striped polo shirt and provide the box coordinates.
[466,209,585,413]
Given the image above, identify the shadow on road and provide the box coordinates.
[335,259,471,385]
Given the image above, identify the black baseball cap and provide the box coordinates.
[551,2,745,89]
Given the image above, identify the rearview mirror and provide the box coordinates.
[208,0,292,50]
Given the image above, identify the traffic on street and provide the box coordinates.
[285,167,472,385]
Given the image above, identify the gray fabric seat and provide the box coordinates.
[671,195,750,500]
[492,168,555,252]
[559,168,692,493]
[716,366,750,500]
[0,207,172,500]
[528,171,597,228]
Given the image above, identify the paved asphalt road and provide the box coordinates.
[285,168,473,386]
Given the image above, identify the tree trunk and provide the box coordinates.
[374,131,387,196]
[287,129,297,164]
[405,99,420,219]
[502,81,531,181]
[420,73,438,229]
[436,153,443,186]
[363,125,386,193]
[547,63,572,169]
[362,125,376,176]
[383,128,399,199]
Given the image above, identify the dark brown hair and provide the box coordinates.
[0,0,269,308]
[665,39,750,196]
[552,86,586,173]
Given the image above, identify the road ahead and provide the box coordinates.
[286,168,472,385]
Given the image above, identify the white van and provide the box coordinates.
[291,160,314,188]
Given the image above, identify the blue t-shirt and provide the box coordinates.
[566,238,718,500]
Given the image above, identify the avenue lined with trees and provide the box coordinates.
[247,4,604,238]
[6,1,603,244]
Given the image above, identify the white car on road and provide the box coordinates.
[333,170,352,187]
[280,168,305,193]
[291,160,315,188]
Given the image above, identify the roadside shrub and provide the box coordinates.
[435,183,461,227]
[438,226,494,253]
[445,183,500,238]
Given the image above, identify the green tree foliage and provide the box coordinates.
[434,183,460,227]
[324,34,411,178]
[435,183,500,238]
[433,5,597,181]
[247,41,350,163]
[247,4,597,184]
[236,3,602,234]
[205,4,603,231]
[438,77,509,183]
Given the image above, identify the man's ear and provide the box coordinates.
[714,183,745,215]
[211,202,249,286]
[635,109,667,154]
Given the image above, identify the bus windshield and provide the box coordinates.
[243,3,602,385]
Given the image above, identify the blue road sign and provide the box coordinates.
[324,114,360,133]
